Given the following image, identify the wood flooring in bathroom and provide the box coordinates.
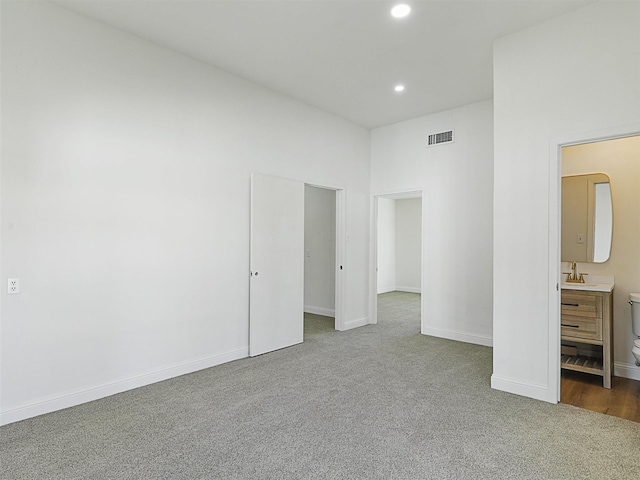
[561,370,640,423]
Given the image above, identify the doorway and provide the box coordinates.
[249,174,345,357]
[304,185,338,337]
[549,128,640,410]
[373,192,423,330]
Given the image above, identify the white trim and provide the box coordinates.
[303,180,346,192]
[0,347,248,426]
[548,123,640,405]
[369,195,379,325]
[334,188,346,331]
[304,305,335,317]
[377,286,422,294]
[548,140,562,403]
[491,374,551,403]
[371,187,425,198]
[340,317,368,331]
[422,326,493,347]
[395,286,421,294]
[377,285,396,294]
[614,361,640,382]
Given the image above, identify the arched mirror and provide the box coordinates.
[561,173,612,263]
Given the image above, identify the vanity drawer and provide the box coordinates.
[560,292,602,319]
[561,314,603,342]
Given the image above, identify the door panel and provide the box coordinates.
[250,173,304,356]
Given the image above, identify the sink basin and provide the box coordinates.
[561,282,614,292]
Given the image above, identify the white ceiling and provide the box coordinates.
[53,0,592,128]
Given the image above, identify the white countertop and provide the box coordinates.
[561,275,614,292]
[561,282,614,292]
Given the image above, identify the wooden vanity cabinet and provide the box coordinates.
[560,289,613,388]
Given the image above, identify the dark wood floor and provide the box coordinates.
[561,370,640,423]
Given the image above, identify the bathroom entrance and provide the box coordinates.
[555,133,640,422]
[373,192,423,331]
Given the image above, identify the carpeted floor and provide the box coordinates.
[1,291,638,479]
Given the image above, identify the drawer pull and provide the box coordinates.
[561,324,580,328]
[561,303,580,307]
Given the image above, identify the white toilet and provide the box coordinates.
[630,292,640,367]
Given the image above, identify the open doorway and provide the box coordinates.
[554,134,640,422]
[304,185,339,338]
[375,192,423,331]
[249,174,344,357]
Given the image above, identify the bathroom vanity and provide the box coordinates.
[560,172,615,389]
[560,284,613,388]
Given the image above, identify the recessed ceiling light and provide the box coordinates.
[391,4,411,18]
[394,85,405,92]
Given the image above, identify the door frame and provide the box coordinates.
[548,123,640,403]
[304,182,346,331]
[370,188,424,330]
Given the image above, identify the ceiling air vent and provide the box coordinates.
[427,130,454,147]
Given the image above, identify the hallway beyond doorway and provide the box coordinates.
[377,291,420,329]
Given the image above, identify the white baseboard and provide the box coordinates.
[304,305,335,317]
[491,374,552,403]
[377,286,395,294]
[422,326,493,347]
[0,347,248,426]
[614,361,640,381]
[340,317,368,331]
[395,286,421,294]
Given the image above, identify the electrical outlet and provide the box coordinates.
[8,278,20,294]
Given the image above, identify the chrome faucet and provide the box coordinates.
[563,261,588,283]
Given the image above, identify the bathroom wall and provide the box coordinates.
[562,135,640,380]
[493,1,640,401]
[371,100,493,346]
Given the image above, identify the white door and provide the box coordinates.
[250,173,305,356]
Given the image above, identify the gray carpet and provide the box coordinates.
[1,291,638,479]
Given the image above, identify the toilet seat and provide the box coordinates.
[634,338,640,348]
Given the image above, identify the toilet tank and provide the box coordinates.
[631,293,640,335]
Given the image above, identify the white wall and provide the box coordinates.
[376,197,396,294]
[0,1,370,424]
[562,136,640,380]
[493,1,640,402]
[395,198,421,293]
[304,186,336,317]
[371,100,494,346]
